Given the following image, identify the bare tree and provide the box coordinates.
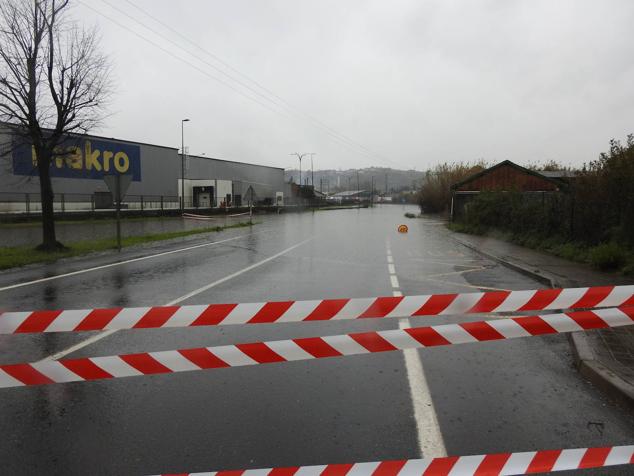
[0,0,111,250]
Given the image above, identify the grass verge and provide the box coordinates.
[0,221,254,271]
[447,222,634,275]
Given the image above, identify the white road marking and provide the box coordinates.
[399,317,447,457]
[388,263,396,274]
[386,240,446,458]
[37,237,313,363]
[425,267,486,278]
[0,229,274,293]
[419,275,507,292]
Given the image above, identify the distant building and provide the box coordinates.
[327,190,371,204]
[450,160,574,220]
[0,123,285,212]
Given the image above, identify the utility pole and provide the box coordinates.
[308,153,316,187]
[320,177,323,193]
[181,118,190,212]
[371,175,375,207]
[385,173,388,194]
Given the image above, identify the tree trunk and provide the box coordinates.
[35,148,62,251]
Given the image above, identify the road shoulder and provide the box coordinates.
[450,230,634,409]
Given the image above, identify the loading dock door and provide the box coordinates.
[193,185,214,208]
[198,193,211,208]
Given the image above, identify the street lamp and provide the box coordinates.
[181,118,190,212]
[290,152,308,187]
[308,153,316,187]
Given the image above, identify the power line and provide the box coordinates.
[77,1,295,121]
[119,0,399,166]
[83,0,404,167]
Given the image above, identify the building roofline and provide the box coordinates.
[188,154,285,171]
[2,121,284,170]
[0,121,179,151]
[450,160,567,190]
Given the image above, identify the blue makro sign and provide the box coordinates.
[12,137,142,181]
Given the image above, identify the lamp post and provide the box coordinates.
[290,152,308,190]
[181,118,190,212]
[308,153,316,187]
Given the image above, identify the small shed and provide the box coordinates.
[450,160,570,219]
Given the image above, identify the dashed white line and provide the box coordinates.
[386,238,447,458]
[37,237,313,363]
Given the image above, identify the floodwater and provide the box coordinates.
[0,213,255,247]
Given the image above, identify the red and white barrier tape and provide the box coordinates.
[2,306,632,388]
[2,285,632,334]
[183,212,250,220]
[182,214,219,221]
[155,445,634,476]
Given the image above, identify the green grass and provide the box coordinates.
[0,221,254,270]
[447,221,634,275]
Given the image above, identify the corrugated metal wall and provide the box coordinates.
[0,126,284,202]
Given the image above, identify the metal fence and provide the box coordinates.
[0,192,185,215]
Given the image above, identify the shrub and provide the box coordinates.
[404,212,416,218]
[419,161,487,214]
[588,243,627,270]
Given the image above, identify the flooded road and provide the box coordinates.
[1,213,256,247]
[0,205,632,475]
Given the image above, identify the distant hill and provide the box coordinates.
[284,167,425,193]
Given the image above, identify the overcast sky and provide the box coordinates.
[73,0,634,171]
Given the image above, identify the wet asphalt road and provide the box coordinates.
[0,205,633,475]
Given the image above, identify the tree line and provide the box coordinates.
[419,135,634,271]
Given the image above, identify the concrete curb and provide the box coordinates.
[570,333,634,410]
[451,236,555,287]
[451,233,634,408]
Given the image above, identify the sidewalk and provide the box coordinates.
[451,231,634,408]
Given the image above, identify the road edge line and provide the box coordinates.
[36,237,313,363]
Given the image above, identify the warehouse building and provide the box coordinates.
[0,124,285,212]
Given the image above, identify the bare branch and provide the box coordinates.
[0,0,113,249]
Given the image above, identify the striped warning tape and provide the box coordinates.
[183,212,251,220]
[154,445,634,476]
[2,285,633,334]
[182,215,218,221]
[2,306,632,388]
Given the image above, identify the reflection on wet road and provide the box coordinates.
[0,205,632,475]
